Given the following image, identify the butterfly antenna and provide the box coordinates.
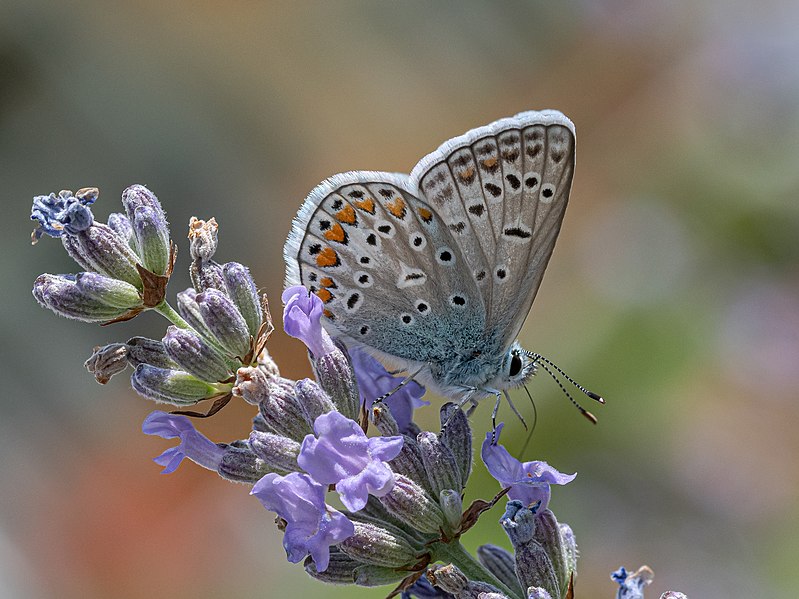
[526,351,605,404]
[530,356,598,424]
[517,385,538,459]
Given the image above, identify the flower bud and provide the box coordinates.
[338,521,417,568]
[196,289,252,358]
[125,337,177,369]
[76,223,142,288]
[439,489,463,534]
[528,589,553,599]
[534,509,568,593]
[384,432,433,497]
[131,364,222,405]
[217,444,270,483]
[295,378,336,423]
[501,502,559,599]
[162,325,232,383]
[312,347,360,420]
[107,212,133,242]
[248,430,301,474]
[60,234,94,271]
[176,288,216,341]
[232,366,271,406]
[439,403,472,484]
[660,593,688,599]
[190,258,225,292]
[33,273,133,322]
[121,184,165,223]
[477,545,524,599]
[233,368,312,440]
[371,401,399,436]
[427,564,502,598]
[379,474,445,535]
[223,262,262,336]
[84,343,128,384]
[132,205,171,275]
[75,272,141,309]
[303,549,358,585]
[353,564,407,587]
[418,431,462,497]
[187,216,218,261]
[351,497,421,542]
[257,348,280,378]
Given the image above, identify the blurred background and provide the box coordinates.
[2,1,798,597]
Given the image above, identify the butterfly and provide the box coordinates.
[284,110,601,419]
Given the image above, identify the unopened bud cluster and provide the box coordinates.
[29,185,687,599]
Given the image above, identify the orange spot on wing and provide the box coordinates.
[418,207,433,223]
[335,205,356,225]
[354,198,376,214]
[323,309,335,320]
[324,223,348,243]
[386,197,407,219]
[316,247,340,268]
[458,167,475,182]
[316,288,334,303]
[320,277,335,288]
[482,157,498,169]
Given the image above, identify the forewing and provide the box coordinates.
[410,110,575,348]
[284,172,484,365]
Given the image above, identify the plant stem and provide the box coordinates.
[154,300,192,330]
[434,541,521,599]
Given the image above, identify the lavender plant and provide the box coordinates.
[30,185,686,599]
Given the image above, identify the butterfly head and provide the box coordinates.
[497,341,538,390]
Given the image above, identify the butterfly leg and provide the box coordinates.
[372,364,427,408]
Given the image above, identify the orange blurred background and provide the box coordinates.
[3,2,799,597]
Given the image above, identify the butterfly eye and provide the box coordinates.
[509,353,523,377]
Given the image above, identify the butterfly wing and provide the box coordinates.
[283,172,484,366]
[410,110,575,349]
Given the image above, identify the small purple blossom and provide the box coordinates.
[142,411,225,474]
[251,472,354,572]
[282,285,336,357]
[31,189,97,242]
[298,411,403,511]
[611,566,654,599]
[481,423,576,511]
[349,348,428,432]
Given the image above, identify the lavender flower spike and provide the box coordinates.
[251,472,354,572]
[481,423,576,511]
[142,411,225,473]
[282,285,336,357]
[298,411,403,512]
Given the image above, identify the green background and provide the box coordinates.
[2,2,798,597]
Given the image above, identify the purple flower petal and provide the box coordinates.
[31,189,96,241]
[281,285,336,358]
[481,423,576,511]
[349,348,428,432]
[251,472,354,572]
[142,411,225,473]
[298,411,403,511]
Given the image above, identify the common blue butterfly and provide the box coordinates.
[284,110,600,417]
